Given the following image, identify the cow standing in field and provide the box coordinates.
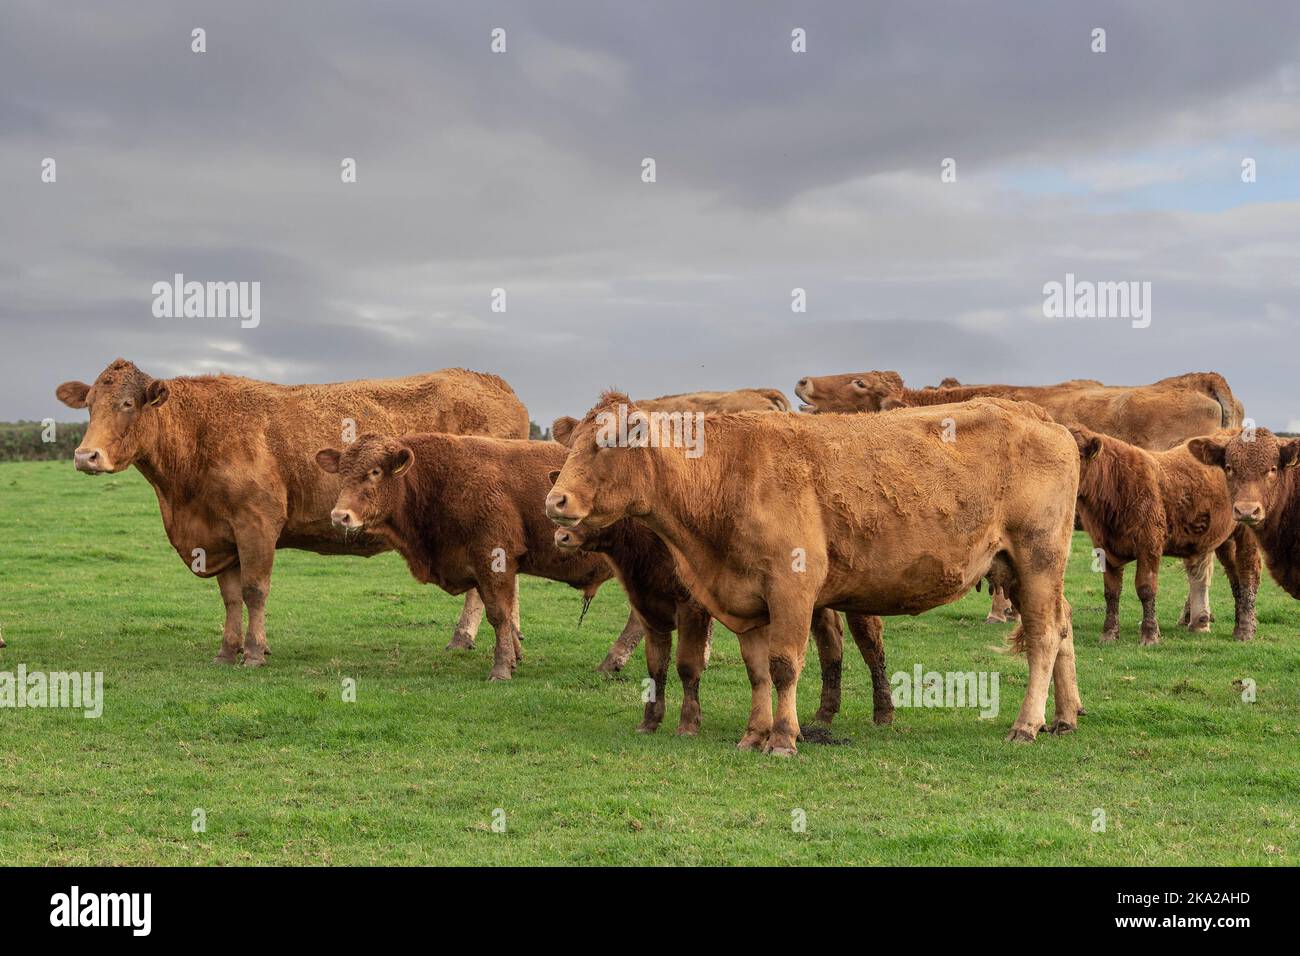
[552,520,893,736]
[796,369,1245,626]
[1190,428,1300,600]
[317,432,616,681]
[55,359,529,665]
[547,392,1080,754]
[1069,426,1260,644]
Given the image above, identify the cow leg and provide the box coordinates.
[736,628,774,752]
[1180,552,1213,632]
[447,589,485,650]
[1006,576,1064,742]
[986,586,1018,624]
[807,608,843,728]
[235,530,277,667]
[597,611,645,675]
[479,575,521,682]
[847,613,893,725]
[1135,552,1160,646]
[1217,529,1260,642]
[637,628,672,733]
[214,568,244,665]
[1101,561,1123,642]
[674,607,711,736]
[1048,596,1081,734]
[766,611,812,757]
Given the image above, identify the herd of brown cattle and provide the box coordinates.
[54,359,1297,755]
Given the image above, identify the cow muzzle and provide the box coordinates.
[553,527,582,550]
[794,379,816,411]
[1232,501,1265,526]
[545,489,583,526]
[331,508,363,530]
[74,447,110,474]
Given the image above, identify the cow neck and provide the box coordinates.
[385,443,451,579]
[634,434,733,571]
[130,384,203,501]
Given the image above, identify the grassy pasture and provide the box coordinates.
[0,460,1296,865]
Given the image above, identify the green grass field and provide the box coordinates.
[0,460,1296,866]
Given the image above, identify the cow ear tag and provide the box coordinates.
[392,458,411,477]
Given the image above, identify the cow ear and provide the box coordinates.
[1069,426,1101,460]
[547,469,562,487]
[56,381,90,409]
[144,379,170,407]
[390,446,414,477]
[1280,439,1300,470]
[315,448,342,474]
[1187,437,1226,468]
[551,416,579,447]
[880,395,908,411]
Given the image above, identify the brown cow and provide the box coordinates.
[55,359,529,665]
[1070,426,1260,644]
[317,432,615,680]
[793,370,1242,442]
[546,392,1080,754]
[551,386,791,448]
[552,518,894,736]
[1189,428,1300,599]
[797,370,1245,625]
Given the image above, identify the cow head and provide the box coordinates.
[55,358,171,474]
[545,391,653,530]
[793,371,908,413]
[1189,428,1300,528]
[315,433,414,531]
[1068,424,1104,464]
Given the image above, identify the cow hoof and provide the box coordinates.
[213,651,239,665]
[1189,616,1212,633]
[446,633,476,651]
[675,724,699,737]
[1140,634,1160,647]
[984,613,1008,624]
[873,709,895,726]
[1234,630,1255,642]
[240,655,267,668]
[736,731,769,752]
[595,657,624,675]
[1100,630,1118,644]
[764,744,797,757]
[1005,727,1037,743]
[1077,706,1088,717]
[1047,720,1076,735]
[487,666,513,682]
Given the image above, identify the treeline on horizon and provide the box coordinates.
[0,420,554,461]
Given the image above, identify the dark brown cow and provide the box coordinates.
[552,518,893,736]
[1190,428,1300,599]
[55,359,529,665]
[317,432,614,680]
[547,392,1080,754]
[1070,427,1260,644]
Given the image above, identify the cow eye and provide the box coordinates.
[852,379,866,389]
[121,400,133,409]
[370,468,382,478]
[1225,466,1233,475]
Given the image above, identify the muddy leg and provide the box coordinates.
[1181,552,1213,632]
[1006,578,1064,742]
[1218,529,1259,642]
[214,567,244,665]
[480,574,521,682]
[1135,552,1160,646]
[736,628,773,752]
[674,607,710,735]
[597,610,644,674]
[637,628,671,733]
[1101,561,1123,642]
[847,613,893,725]
[235,527,277,667]
[448,589,485,650]
[807,608,843,727]
[1048,596,1081,733]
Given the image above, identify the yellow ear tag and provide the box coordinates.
[149,394,163,406]
[392,459,411,477]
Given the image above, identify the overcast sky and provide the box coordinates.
[4,1,1300,430]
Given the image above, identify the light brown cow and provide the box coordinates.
[546,392,1080,754]
[551,386,790,447]
[55,359,529,665]
[1070,426,1260,644]
[797,370,1245,624]
[793,370,1242,443]
[552,512,894,736]
[318,433,615,681]
[1189,428,1300,600]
